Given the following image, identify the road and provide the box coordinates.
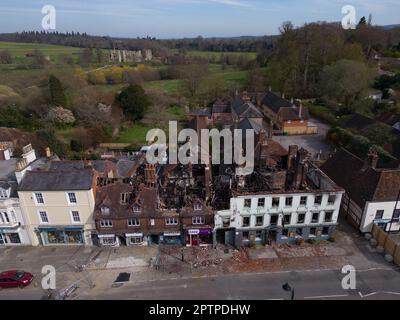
[1,267,399,300]
[80,267,400,300]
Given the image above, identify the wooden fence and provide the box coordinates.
[371,224,400,266]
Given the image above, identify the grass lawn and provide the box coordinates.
[143,79,182,95]
[114,123,152,146]
[184,50,257,60]
[55,127,80,145]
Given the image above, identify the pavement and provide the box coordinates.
[272,117,332,156]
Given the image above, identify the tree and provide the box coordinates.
[31,49,48,67]
[319,60,374,109]
[246,67,266,92]
[117,84,151,120]
[0,50,12,64]
[48,75,67,107]
[47,107,76,126]
[180,64,209,97]
[362,123,395,147]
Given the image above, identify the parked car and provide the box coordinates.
[0,270,33,289]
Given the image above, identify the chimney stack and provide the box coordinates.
[367,148,379,169]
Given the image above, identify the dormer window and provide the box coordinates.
[133,204,141,213]
[193,203,202,211]
[101,207,110,215]
[120,192,131,204]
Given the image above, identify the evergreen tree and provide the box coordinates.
[49,75,67,107]
[117,84,151,120]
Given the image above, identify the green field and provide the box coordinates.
[114,123,152,146]
[0,41,81,64]
[182,50,257,60]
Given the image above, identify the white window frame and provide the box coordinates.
[192,216,205,225]
[129,236,142,245]
[193,203,202,211]
[101,236,116,246]
[100,220,113,228]
[133,204,141,213]
[101,207,110,215]
[66,192,77,205]
[70,210,81,223]
[128,218,140,227]
[38,210,49,224]
[33,192,45,206]
[165,217,178,226]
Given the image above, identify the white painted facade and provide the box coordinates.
[0,189,31,246]
[360,201,400,233]
[215,190,344,244]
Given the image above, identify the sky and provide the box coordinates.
[0,0,399,38]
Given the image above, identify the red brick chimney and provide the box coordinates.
[144,164,157,186]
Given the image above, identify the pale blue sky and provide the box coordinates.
[0,0,399,38]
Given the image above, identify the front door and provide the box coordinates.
[268,230,277,244]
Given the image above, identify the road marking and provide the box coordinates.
[358,291,376,298]
[304,294,349,299]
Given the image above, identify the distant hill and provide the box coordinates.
[382,24,400,29]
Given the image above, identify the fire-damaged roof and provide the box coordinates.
[321,148,400,208]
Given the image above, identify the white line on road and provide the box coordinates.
[304,294,349,299]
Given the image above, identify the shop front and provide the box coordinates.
[161,231,182,245]
[39,226,84,245]
[126,233,145,246]
[0,228,22,245]
[185,228,212,246]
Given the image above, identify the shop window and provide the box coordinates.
[192,216,205,225]
[297,213,305,224]
[296,228,303,236]
[34,192,44,205]
[165,218,178,225]
[8,233,21,244]
[310,227,316,236]
[270,214,278,225]
[272,197,280,208]
[314,195,322,205]
[284,214,291,225]
[100,220,113,228]
[71,211,80,223]
[242,231,249,240]
[128,218,140,227]
[311,212,319,223]
[375,210,384,220]
[46,230,65,244]
[324,211,333,222]
[256,216,263,226]
[67,192,77,204]
[393,209,400,222]
[242,216,250,227]
[39,211,49,223]
[255,230,262,239]
[328,195,336,205]
[129,237,142,245]
[300,196,307,206]
[285,197,293,207]
[282,229,289,237]
[244,199,251,208]
[102,237,115,245]
[322,227,329,235]
[65,231,83,244]
[258,198,265,207]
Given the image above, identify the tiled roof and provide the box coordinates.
[259,91,293,113]
[321,148,400,207]
[18,169,94,191]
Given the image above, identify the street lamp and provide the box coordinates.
[282,282,294,300]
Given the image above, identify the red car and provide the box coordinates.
[0,270,34,289]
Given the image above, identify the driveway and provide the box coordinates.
[272,117,332,157]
